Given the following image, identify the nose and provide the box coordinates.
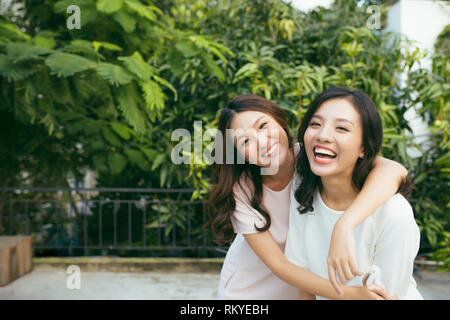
[316,124,333,143]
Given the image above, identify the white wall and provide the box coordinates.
[288,0,333,12]
[386,0,450,70]
[386,0,450,157]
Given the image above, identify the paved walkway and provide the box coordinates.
[0,266,449,300]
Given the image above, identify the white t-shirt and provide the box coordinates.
[217,143,300,300]
[285,175,423,300]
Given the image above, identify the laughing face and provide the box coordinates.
[303,98,364,179]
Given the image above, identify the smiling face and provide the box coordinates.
[303,98,364,179]
[229,110,290,169]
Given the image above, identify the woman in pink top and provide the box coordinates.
[206,94,408,299]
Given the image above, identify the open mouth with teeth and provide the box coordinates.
[263,142,278,158]
[314,147,337,160]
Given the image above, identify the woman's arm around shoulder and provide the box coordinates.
[326,156,408,293]
[243,231,393,300]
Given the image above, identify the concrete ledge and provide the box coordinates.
[33,257,446,274]
[0,236,33,286]
[33,257,224,273]
[414,259,446,272]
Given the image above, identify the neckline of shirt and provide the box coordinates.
[316,190,345,215]
[263,174,294,193]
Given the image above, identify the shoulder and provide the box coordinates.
[232,175,254,204]
[374,193,415,225]
[380,194,413,214]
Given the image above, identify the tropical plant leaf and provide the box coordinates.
[152,74,177,101]
[6,43,53,62]
[118,51,155,81]
[167,47,184,76]
[124,0,161,21]
[33,36,57,49]
[175,40,200,58]
[96,62,133,86]
[113,10,136,33]
[110,121,132,140]
[45,52,96,77]
[0,54,36,81]
[0,21,31,41]
[108,152,128,175]
[124,148,147,170]
[92,41,123,52]
[200,52,225,83]
[102,127,122,147]
[140,80,165,114]
[151,153,165,171]
[97,0,123,13]
[116,84,146,134]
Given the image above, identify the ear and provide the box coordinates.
[359,148,365,159]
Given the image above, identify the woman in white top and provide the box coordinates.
[285,87,422,299]
[206,94,409,299]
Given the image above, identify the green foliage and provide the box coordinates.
[0,0,231,187]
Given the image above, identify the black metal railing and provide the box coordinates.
[0,187,228,257]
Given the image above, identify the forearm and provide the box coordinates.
[299,289,316,300]
[273,258,356,300]
[338,156,407,228]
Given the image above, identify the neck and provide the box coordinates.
[262,147,295,190]
[320,174,359,211]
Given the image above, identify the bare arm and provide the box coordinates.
[299,289,316,300]
[243,231,389,300]
[327,156,408,293]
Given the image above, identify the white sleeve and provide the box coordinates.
[372,195,420,299]
[284,195,310,270]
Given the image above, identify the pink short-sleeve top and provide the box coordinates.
[217,143,300,300]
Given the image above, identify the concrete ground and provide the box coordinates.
[0,266,220,300]
[0,261,449,300]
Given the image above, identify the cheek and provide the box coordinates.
[303,129,314,147]
[339,137,363,161]
[236,142,258,163]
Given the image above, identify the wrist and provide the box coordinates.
[341,286,366,300]
[336,215,357,231]
[341,286,356,300]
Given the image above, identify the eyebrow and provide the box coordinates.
[311,114,354,126]
[236,115,266,142]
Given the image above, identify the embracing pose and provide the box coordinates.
[285,87,422,300]
[207,91,410,300]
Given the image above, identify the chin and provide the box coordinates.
[308,161,336,177]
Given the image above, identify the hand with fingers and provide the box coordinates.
[327,220,362,296]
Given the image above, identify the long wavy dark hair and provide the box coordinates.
[294,86,413,214]
[205,94,294,245]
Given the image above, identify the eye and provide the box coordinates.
[241,138,249,147]
[259,122,267,129]
[309,122,320,127]
[337,126,349,132]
